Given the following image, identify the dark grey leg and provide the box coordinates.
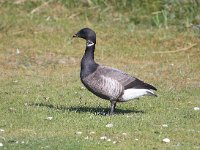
[110,101,117,115]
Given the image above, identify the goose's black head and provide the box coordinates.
[73,28,96,44]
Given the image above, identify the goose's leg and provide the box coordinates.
[110,101,117,115]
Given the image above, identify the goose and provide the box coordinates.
[73,28,157,115]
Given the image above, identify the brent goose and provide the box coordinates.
[73,28,157,115]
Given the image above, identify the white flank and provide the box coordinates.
[121,89,154,101]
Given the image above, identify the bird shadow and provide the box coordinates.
[28,102,145,115]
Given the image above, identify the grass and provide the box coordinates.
[0,0,200,149]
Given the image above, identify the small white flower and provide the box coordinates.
[76,131,82,135]
[16,48,20,54]
[0,129,5,132]
[100,136,107,140]
[0,143,3,147]
[21,141,25,144]
[122,133,127,136]
[84,136,89,140]
[107,138,111,142]
[194,107,200,111]
[176,142,181,147]
[162,124,168,127]
[162,138,170,143]
[113,141,117,144]
[126,115,133,118]
[135,138,139,141]
[106,123,113,128]
[46,16,50,21]
[81,86,86,89]
[89,131,95,135]
[46,117,53,120]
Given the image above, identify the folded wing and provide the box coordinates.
[96,65,157,90]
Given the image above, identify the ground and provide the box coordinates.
[0,1,200,149]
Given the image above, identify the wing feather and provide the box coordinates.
[96,65,157,90]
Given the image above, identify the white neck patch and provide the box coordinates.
[86,40,94,47]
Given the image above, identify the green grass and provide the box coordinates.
[0,0,200,149]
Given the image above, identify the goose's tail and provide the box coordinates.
[146,90,157,97]
[121,89,157,101]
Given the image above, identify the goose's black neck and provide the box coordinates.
[80,43,98,79]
